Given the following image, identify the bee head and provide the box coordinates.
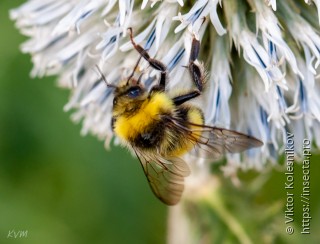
[95,64,147,116]
[112,79,147,116]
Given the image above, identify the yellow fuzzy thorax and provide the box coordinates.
[114,92,174,141]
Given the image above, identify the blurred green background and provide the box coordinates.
[0,1,166,243]
[1,1,320,244]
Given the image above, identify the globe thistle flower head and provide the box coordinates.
[10,0,320,174]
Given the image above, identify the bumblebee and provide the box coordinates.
[98,28,263,205]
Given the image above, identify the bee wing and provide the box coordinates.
[165,115,263,159]
[133,149,190,205]
[188,123,263,159]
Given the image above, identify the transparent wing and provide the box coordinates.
[167,116,263,159]
[191,124,263,159]
[133,149,190,205]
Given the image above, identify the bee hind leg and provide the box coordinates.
[128,28,167,90]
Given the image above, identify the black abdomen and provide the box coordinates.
[131,120,166,149]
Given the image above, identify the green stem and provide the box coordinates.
[202,189,253,244]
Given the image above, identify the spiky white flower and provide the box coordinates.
[10,0,320,176]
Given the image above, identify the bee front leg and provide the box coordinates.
[128,28,168,91]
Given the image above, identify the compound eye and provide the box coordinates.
[127,86,141,98]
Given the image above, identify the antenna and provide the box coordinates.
[126,56,143,85]
[95,65,117,88]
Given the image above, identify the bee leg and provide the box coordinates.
[173,37,205,106]
[173,91,200,106]
[128,28,167,90]
[188,37,204,92]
